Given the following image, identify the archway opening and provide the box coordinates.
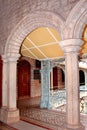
[17,27,64,112]
[53,66,65,90]
[20,27,63,60]
[79,70,85,86]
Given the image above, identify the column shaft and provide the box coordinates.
[2,58,8,107]
[51,69,53,90]
[40,60,50,109]
[65,52,80,128]
[7,59,17,109]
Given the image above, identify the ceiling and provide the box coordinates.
[21,26,87,61]
[80,26,87,55]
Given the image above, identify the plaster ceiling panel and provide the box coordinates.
[83,43,87,48]
[23,38,34,48]
[81,44,87,54]
[81,26,87,55]
[47,28,61,41]
[28,27,59,46]
[21,45,26,50]
[30,48,47,59]
[21,27,63,60]
[21,50,36,59]
[40,44,64,58]
[83,26,87,41]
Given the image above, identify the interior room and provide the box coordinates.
[0,0,87,130]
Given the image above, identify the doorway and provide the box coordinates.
[17,60,31,99]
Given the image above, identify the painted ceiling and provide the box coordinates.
[80,26,87,55]
[21,26,87,60]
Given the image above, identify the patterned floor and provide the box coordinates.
[0,96,87,130]
[18,96,87,130]
[17,97,66,130]
[0,121,17,130]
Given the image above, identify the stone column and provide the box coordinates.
[50,69,53,90]
[85,70,87,90]
[7,57,18,110]
[59,39,84,130]
[0,55,20,124]
[2,55,8,108]
[40,60,51,109]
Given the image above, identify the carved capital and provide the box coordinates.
[2,54,20,62]
[59,39,82,53]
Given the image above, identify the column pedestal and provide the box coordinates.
[0,107,19,123]
[65,125,84,130]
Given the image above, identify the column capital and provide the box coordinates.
[2,54,20,62]
[1,55,8,62]
[59,39,82,53]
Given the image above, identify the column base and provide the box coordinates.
[65,124,85,130]
[0,107,20,124]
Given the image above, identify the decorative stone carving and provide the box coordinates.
[40,60,51,108]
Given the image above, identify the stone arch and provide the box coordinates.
[19,56,35,68]
[73,10,87,39]
[62,0,87,39]
[52,65,65,90]
[4,11,64,58]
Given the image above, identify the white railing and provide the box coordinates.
[49,89,66,111]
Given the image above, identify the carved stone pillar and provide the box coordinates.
[59,39,84,130]
[0,55,20,123]
[50,69,53,90]
[40,60,51,109]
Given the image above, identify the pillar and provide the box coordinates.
[50,69,53,90]
[40,60,51,109]
[2,55,8,108]
[59,39,84,130]
[0,55,20,124]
